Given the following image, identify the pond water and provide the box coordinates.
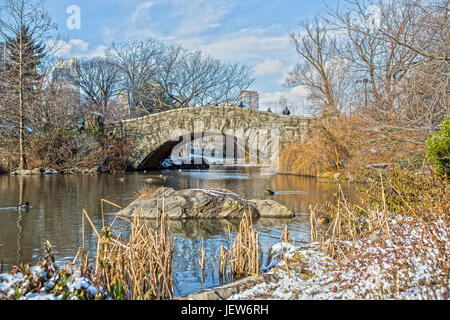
[0,167,356,297]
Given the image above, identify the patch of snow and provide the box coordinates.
[21,293,61,300]
[230,215,449,300]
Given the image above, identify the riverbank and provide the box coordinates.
[8,167,112,176]
[0,167,447,300]
[187,167,449,300]
[2,209,447,300]
[228,212,448,300]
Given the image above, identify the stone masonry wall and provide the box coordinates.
[107,106,310,169]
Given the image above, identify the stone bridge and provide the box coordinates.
[108,106,310,170]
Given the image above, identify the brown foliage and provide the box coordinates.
[99,137,134,172]
[27,131,134,172]
[28,131,101,171]
[279,116,355,175]
[278,115,428,176]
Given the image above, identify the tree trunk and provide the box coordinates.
[19,96,26,169]
[18,28,26,170]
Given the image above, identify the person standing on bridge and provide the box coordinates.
[282,106,291,116]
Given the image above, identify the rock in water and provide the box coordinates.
[116,187,294,220]
[248,199,295,218]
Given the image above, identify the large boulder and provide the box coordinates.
[116,187,295,220]
[248,199,295,218]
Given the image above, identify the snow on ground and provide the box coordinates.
[0,265,102,300]
[1,214,447,300]
[230,215,449,300]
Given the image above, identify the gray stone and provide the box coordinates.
[180,274,279,300]
[116,187,293,220]
[31,168,43,175]
[248,199,295,218]
[106,106,310,170]
[11,169,33,175]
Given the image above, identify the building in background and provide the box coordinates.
[51,57,81,115]
[240,91,259,110]
[52,57,79,84]
[51,57,81,98]
[117,89,129,108]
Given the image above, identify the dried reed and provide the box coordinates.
[134,185,159,200]
[281,225,291,243]
[217,245,231,284]
[309,204,320,243]
[216,210,262,283]
[80,200,175,300]
[199,238,206,286]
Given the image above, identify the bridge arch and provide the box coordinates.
[107,106,310,170]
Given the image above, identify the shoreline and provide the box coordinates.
[1,167,447,300]
[2,212,447,301]
[184,212,449,300]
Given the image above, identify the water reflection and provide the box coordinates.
[0,167,357,296]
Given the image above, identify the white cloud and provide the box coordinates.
[67,39,89,52]
[88,45,108,58]
[130,1,154,25]
[171,0,235,37]
[49,39,89,56]
[254,59,285,76]
[47,39,107,58]
[103,0,237,43]
[191,27,292,63]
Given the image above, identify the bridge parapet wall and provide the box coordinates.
[107,106,310,169]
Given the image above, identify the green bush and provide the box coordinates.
[426,114,450,176]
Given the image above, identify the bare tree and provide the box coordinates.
[326,0,448,139]
[17,55,82,134]
[73,57,121,117]
[153,45,254,110]
[107,39,162,116]
[0,0,57,169]
[207,62,254,105]
[286,18,350,116]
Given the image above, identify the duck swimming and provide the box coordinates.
[17,202,31,210]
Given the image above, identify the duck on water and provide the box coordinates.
[0,202,31,211]
[17,202,31,210]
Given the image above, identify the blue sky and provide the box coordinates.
[46,0,338,113]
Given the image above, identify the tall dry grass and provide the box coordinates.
[134,184,159,200]
[278,115,428,177]
[95,212,175,300]
[80,200,175,300]
[308,168,449,298]
[199,238,206,286]
[278,116,357,176]
[217,211,262,283]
